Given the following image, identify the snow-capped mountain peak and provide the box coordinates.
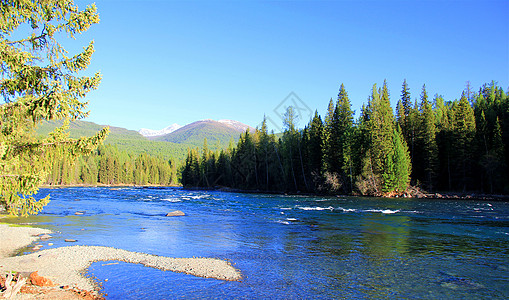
[138,123,182,137]
[218,119,252,132]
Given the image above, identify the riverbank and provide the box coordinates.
[39,184,509,201]
[0,222,241,299]
[40,183,181,189]
[186,185,509,201]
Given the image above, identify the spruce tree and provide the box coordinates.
[322,98,335,173]
[368,81,395,176]
[307,111,323,187]
[400,79,412,141]
[383,126,411,193]
[419,85,438,191]
[335,83,354,192]
[452,92,476,191]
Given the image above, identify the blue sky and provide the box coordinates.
[75,0,508,131]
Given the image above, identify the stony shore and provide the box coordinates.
[0,223,241,299]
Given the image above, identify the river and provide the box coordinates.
[5,187,509,299]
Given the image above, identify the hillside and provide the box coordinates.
[37,120,189,161]
[37,120,144,141]
[152,119,253,148]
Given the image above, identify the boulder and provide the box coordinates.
[166,210,185,217]
[29,271,54,287]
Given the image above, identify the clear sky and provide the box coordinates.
[74,0,508,132]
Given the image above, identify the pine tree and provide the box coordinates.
[0,1,108,215]
[363,80,411,195]
[400,79,412,141]
[282,106,299,191]
[307,111,323,189]
[368,81,395,176]
[420,86,438,190]
[414,85,438,190]
[335,83,354,192]
[452,92,476,191]
[322,98,335,172]
[382,126,411,193]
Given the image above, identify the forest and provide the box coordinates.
[44,144,178,186]
[181,81,509,196]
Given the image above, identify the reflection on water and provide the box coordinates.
[4,187,509,299]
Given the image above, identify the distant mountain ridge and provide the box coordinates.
[151,119,254,147]
[36,120,189,161]
[139,123,182,137]
[139,119,251,138]
[36,118,254,162]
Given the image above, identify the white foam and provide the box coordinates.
[162,198,181,203]
[364,209,400,214]
[338,207,357,212]
[286,218,297,221]
[297,206,334,211]
[276,220,290,225]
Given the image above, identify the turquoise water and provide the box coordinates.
[6,187,509,299]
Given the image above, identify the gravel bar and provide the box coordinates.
[0,224,242,292]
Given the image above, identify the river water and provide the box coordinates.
[5,187,509,299]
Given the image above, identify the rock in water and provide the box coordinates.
[29,271,55,287]
[64,239,77,242]
[40,234,52,240]
[166,210,185,217]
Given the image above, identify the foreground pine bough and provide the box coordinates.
[0,1,109,216]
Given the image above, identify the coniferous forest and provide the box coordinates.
[44,144,178,186]
[182,80,509,196]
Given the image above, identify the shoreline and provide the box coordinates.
[40,183,182,189]
[184,186,509,202]
[0,223,241,299]
[38,184,509,201]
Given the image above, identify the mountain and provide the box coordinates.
[36,120,189,161]
[152,119,253,147]
[139,123,182,137]
[36,119,254,162]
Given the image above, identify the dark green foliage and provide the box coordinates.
[452,92,476,191]
[306,111,324,190]
[409,85,439,190]
[418,85,439,190]
[322,84,355,193]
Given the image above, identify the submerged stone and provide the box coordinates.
[166,210,185,217]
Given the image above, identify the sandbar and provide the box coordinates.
[0,223,241,296]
